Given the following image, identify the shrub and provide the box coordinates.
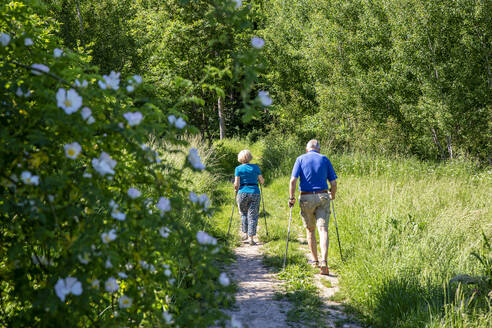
[0,2,262,326]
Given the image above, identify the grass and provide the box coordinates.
[209,138,492,328]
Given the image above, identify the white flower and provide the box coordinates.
[98,71,120,90]
[127,188,141,199]
[126,85,134,93]
[258,90,273,106]
[232,0,242,9]
[175,117,186,129]
[132,75,143,84]
[199,193,211,209]
[54,48,63,58]
[109,200,117,209]
[56,88,83,114]
[54,277,82,302]
[87,116,95,124]
[77,253,90,265]
[83,172,92,178]
[164,269,171,277]
[31,64,50,75]
[48,195,54,202]
[159,226,170,238]
[75,79,88,88]
[91,279,100,289]
[139,260,150,270]
[187,148,205,170]
[16,87,23,97]
[123,111,143,126]
[219,272,230,286]
[196,231,217,245]
[105,258,113,268]
[251,37,265,49]
[118,272,128,279]
[105,277,119,293]
[168,115,176,125]
[119,295,132,308]
[24,38,33,46]
[0,33,11,46]
[80,107,92,120]
[156,197,171,213]
[101,229,117,243]
[64,142,82,159]
[21,171,39,186]
[111,208,126,221]
[162,310,174,324]
[231,316,243,328]
[92,152,117,176]
[189,192,199,203]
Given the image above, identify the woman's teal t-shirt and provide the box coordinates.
[235,164,261,194]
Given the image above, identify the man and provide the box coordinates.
[288,139,337,275]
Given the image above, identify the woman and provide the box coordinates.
[234,149,264,245]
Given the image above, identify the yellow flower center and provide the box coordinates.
[64,99,72,108]
[104,235,111,243]
[68,149,76,157]
[26,177,31,183]
[123,299,129,305]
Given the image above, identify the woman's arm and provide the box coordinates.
[234,176,240,193]
[258,174,265,185]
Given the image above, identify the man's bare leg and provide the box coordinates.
[306,227,318,262]
[318,225,329,264]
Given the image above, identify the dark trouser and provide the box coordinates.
[237,193,261,236]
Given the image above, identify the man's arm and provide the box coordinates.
[329,180,337,200]
[289,177,297,207]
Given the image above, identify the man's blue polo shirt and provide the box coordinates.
[291,150,337,192]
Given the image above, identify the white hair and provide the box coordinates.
[306,139,320,150]
[237,150,253,163]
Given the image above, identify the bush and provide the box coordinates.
[0,2,263,326]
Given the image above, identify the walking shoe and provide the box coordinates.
[241,233,248,241]
[249,240,257,246]
[308,260,319,268]
[319,261,329,275]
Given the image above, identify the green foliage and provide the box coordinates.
[0,2,266,326]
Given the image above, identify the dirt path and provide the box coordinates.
[222,240,361,328]
[222,242,294,328]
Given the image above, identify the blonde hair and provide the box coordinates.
[238,150,253,164]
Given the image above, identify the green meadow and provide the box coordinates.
[209,139,492,328]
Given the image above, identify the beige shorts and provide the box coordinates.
[299,193,331,230]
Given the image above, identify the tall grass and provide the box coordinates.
[210,138,491,328]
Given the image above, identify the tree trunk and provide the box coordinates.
[74,0,85,48]
[218,96,225,140]
[431,127,446,160]
[447,135,453,159]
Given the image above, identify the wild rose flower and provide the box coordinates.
[91,279,100,289]
[101,229,117,243]
[126,85,134,93]
[188,148,205,170]
[162,310,174,324]
[159,226,170,238]
[111,208,126,221]
[168,115,176,125]
[189,192,199,203]
[196,231,217,245]
[105,277,119,293]
[219,272,230,286]
[31,64,50,75]
[87,116,95,124]
[54,277,82,302]
[0,33,11,46]
[123,111,143,126]
[75,79,88,88]
[199,193,210,209]
[21,171,39,185]
[56,88,82,114]
[64,142,82,159]
[164,269,171,277]
[105,258,113,268]
[24,38,33,46]
[80,107,94,123]
[156,197,171,213]
[258,91,272,106]
[175,117,186,129]
[251,37,265,49]
[118,272,128,279]
[77,253,90,265]
[119,295,132,308]
[53,48,63,58]
[132,75,143,84]
[98,71,120,90]
[232,0,242,9]
[83,172,92,178]
[16,87,23,97]
[92,152,116,176]
[127,188,141,199]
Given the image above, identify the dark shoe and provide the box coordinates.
[249,240,257,246]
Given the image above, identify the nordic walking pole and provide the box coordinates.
[283,206,293,269]
[259,183,269,237]
[331,199,344,262]
[227,191,237,239]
